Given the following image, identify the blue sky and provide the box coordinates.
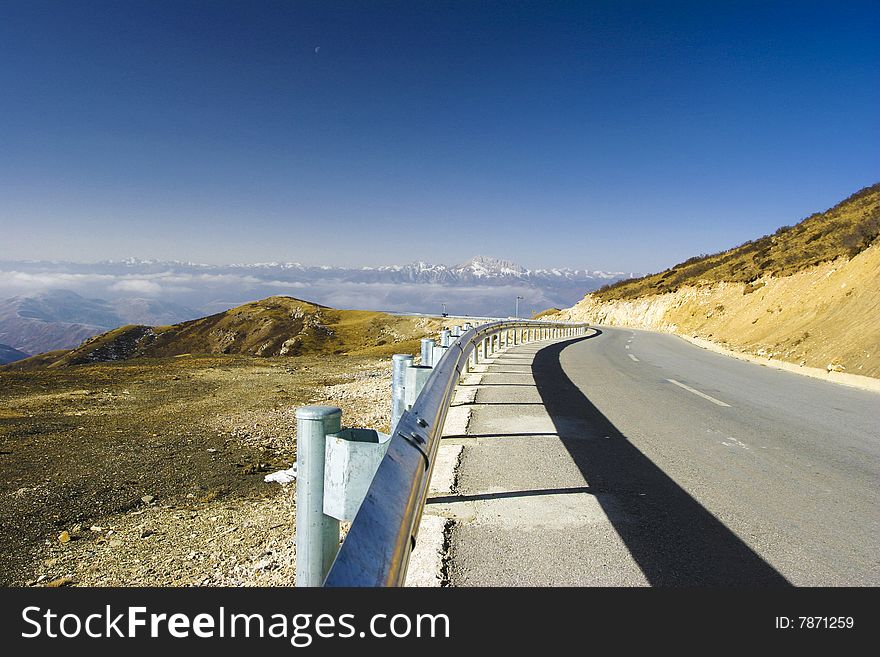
[1,0,878,272]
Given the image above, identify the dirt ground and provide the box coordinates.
[0,353,392,586]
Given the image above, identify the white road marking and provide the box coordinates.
[721,436,749,450]
[666,379,731,407]
[628,354,639,362]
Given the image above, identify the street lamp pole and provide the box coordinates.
[515,295,523,319]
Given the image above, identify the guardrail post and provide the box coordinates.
[440,329,451,347]
[420,338,435,367]
[295,405,343,587]
[391,354,414,432]
[405,365,433,408]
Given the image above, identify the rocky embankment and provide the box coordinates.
[556,242,880,379]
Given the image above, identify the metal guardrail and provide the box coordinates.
[320,319,589,587]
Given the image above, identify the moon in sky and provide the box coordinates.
[314,46,320,54]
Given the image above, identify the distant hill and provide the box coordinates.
[0,290,198,355]
[0,343,29,365]
[8,296,442,369]
[594,183,880,301]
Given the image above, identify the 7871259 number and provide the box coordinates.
[775,616,854,629]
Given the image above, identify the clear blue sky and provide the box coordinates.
[1,0,878,272]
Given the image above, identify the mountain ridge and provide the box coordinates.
[0,343,29,365]
[3,255,632,281]
[592,182,880,301]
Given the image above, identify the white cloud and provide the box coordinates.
[110,279,164,295]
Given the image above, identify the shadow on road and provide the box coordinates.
[532,334,790,586]
[429,486,593,505]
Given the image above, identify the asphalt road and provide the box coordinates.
[441,326,880,586]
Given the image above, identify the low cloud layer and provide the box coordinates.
[0,260,617,318]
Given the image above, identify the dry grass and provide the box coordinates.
[595,183,880,301]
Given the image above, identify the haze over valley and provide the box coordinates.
[0,255,633,356]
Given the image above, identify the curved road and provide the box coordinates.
[438,327,880,586]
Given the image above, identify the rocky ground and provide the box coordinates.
[0,353,393,586]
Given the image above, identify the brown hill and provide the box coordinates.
[556,183,880,380]
[595,183,880,301]
[8,297,442,368]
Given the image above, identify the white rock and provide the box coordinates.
[264,463,297,484]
